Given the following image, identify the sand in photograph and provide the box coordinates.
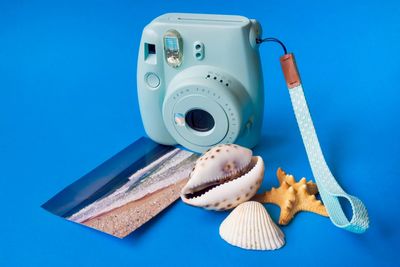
[82,179,188,238]
[43,139,198,238]
[67,149,196,223]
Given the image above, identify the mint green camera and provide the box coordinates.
[137,13,264,153]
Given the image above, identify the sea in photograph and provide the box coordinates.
[66,148,198,237]
[42,137,173,218]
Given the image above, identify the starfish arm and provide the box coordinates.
[276,168,286,185]
[295,189,329,217]
[297,198,329,217]
[279,205,294,225]
[253,188,282,206]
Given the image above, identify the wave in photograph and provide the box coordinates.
[67,148,197,224]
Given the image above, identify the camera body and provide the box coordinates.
[137,13,264,152]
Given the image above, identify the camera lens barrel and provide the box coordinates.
[185,109,215,132]
[162,67,252,152]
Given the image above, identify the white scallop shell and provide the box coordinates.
[180,144,264,210]
[219,201,285,250]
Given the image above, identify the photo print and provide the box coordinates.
[42,137,199,238]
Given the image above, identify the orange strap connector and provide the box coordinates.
[280,53,301,89]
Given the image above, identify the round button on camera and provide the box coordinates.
[145,72,160,88]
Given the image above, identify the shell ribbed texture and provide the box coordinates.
[219,201,285,250]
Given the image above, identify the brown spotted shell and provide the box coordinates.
[181,144,264,210]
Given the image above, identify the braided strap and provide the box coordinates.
[288,85,369,233]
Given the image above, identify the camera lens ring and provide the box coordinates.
[185,109,215,132]
[162,68,250,152]
[165,93,231,147]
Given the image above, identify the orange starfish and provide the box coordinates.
[253,168,328,225]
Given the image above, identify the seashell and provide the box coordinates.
[180,144,264,210]
[219,201,285,250]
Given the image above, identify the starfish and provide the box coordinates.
[253,168,328,225]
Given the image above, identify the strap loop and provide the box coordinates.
[288,84,369,233]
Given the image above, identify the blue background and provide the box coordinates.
[1,0,399,266]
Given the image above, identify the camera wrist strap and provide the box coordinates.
[279,53,369,233]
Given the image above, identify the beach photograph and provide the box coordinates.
[43,137,199,238]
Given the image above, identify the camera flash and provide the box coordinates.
[164,30,183,68]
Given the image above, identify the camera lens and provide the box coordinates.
[185,109,215,132]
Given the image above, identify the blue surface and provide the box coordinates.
[1,0,399,266]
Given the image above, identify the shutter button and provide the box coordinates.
[145,73,160,88]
